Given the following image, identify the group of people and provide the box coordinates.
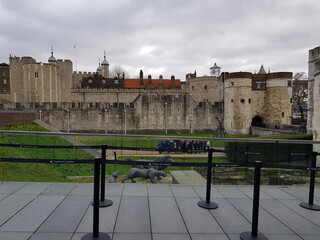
[157,140,211,154]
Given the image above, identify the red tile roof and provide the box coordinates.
[124,78,183,89]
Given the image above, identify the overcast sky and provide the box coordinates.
[0,0,319,80]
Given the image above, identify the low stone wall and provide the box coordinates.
[195,167,317,185]
[251,125,302,136]
[0,111,37,127]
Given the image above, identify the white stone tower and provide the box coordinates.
[210,63,221,77]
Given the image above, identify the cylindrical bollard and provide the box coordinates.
[82,157,110,240]
[252,161,261,236]
[93,157,101,237]
[300,152,320,211]
[240,161,267,240]
[97,145,113,208]
[197,148,218,209]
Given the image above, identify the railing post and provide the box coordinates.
[99,145,113,207]
[240,161,268,240]
[82,157,110,240]
[198,148,218,209]
[300,152,320,211]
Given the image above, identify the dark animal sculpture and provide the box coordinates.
[121,168,166,183]
[107,171,120,183]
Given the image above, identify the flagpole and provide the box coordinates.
[74,44,77,72]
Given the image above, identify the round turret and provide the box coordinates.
[97,62,102,73]
[265,72,293,125]
[101,51,109,66]
[48,47,56,63]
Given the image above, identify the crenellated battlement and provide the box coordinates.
[71,87,185,93]
[73,71,97,75]
[309,46,320,62]
[9,56,36,64]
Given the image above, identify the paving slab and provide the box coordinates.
[122,184,147,196]
[210,198,251,234]
[175,197,224,234]
[261,186,296,199]
[112,233,152,240]
[149,196,187,233]
[0,193,37,226]
[0,231,33,240]
[41,182,76,195]
[280,186,320,202]
[0,182,26,194]
[259,198,320,235]
[279,199,320,224]
[105,183,124,196]
[114,196,150,233]
[71,232,112,240]
[193,185,224,198]
[170,185,198,197]
[147,184,173,197]
[190,233,229,240]
[153,233,191,240]
[238,185,274,199]
[37,195,92,233]
[29,232,73,240]
[216,186,249,199]
[76,195,121,233]
[69,183,92,195]
[228,198,295,235]
[1,195,65,232]
[14,182,51,195]
[0,193,9,200]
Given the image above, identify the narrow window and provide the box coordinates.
[249,98,251,103]
[204,85,208,90]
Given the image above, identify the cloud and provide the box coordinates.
[0,0,319,80]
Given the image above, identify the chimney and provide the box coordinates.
[171,75,175,88]
[139,70,144,86]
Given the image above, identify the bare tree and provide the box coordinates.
[110,65,129,78]
[292,72,308,121]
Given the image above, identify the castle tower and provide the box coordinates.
[210,63,221,77]
[308,46,320,147]
[101,51,109,78]
[223,72,253,134]
[265,72,293,125]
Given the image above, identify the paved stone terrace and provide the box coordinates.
[0,182,320,240]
